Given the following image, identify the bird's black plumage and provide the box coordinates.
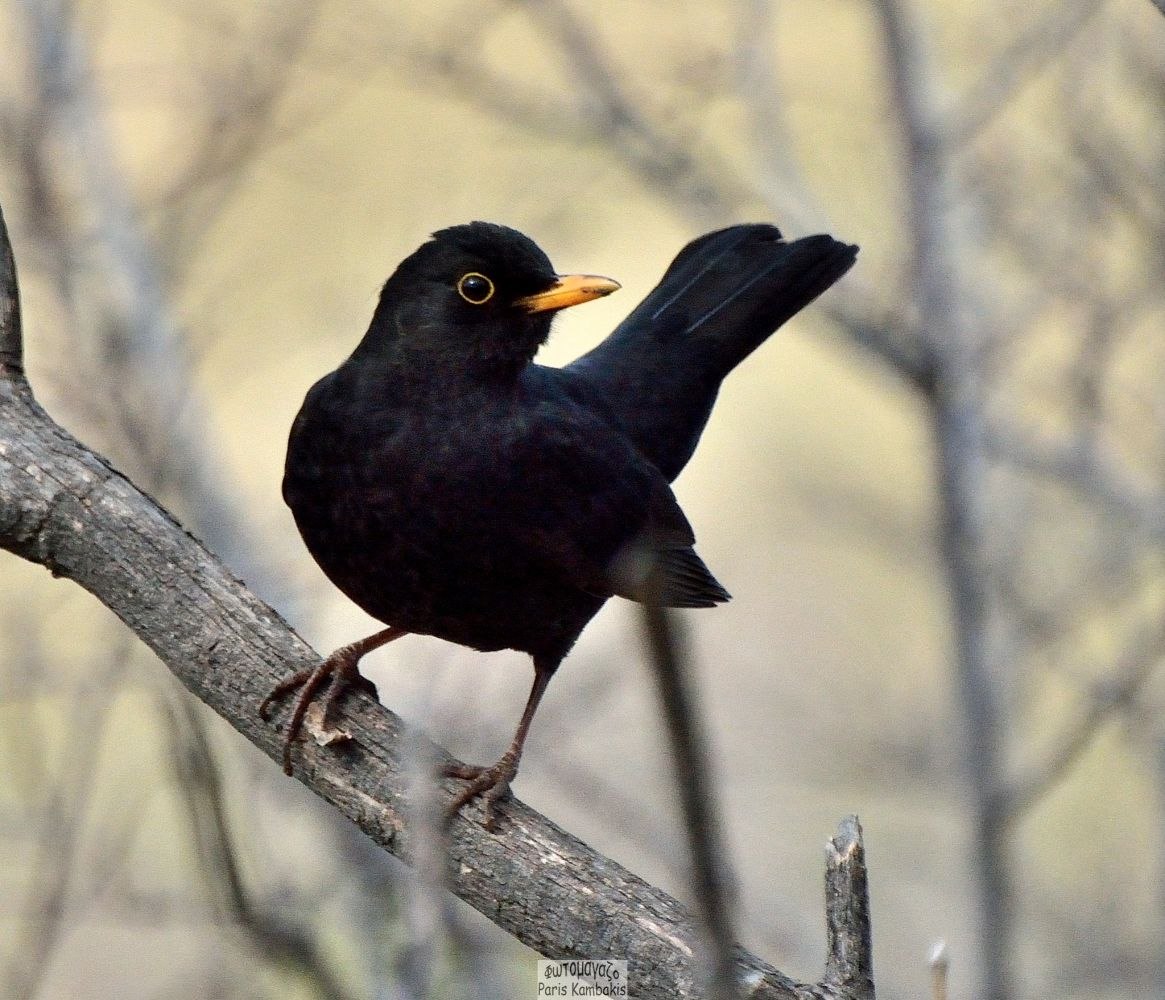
[266,221,858,825]
[561,224,860,479]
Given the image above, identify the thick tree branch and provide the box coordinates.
[0,205,872,998]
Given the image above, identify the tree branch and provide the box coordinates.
[159,689,355,1000]
[985,420,1165,545]
[872,2,1013,997]
[0,204,873,998]
[822,817,874,1000]
[995,616,1165,824]
[642,602,739,1000]
[0,201,20,373]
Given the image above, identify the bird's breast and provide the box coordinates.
[282,386,604,653]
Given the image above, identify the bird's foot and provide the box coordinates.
[443,753,520,831]
[259,645,378,776]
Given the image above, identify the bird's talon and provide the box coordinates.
[258,627,403,777]
[257,667,314,720]
[480,781,512,831]
[442,760,487,781]
[444,759,518,829]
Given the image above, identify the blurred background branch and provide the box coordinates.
[640,600,739,1000]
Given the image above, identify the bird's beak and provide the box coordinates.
[515,274,621,314]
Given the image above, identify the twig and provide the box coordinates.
[950,0,1099,147]
[526,0,743,227]
[4,642,127,1000]
[822,817,875,1000]
[872,3,1013,999]
[985,422,1165,545]
[0,201,20,372]
[641,602,739,1000]
[929,941,948,1000]
[160,688,355,1000]
[152,3,322,267]
[996,616,1165,823]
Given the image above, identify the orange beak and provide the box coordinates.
[515,274,621,314]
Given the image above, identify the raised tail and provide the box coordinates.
[564,224,858,480]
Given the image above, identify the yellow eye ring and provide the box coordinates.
[457,272,495,305]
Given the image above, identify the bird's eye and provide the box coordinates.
[456,272,495,305]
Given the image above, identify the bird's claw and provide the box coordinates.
[259,666,315,721]
[443,757,518,831]
[259,652,377,775]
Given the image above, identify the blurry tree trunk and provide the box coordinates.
[933,391,1012,1000]
[874,2,1013,993]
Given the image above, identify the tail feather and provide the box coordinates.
[564,224,857,480]
[672,232,858,372]
[610,543,732,609]
[654,547,732,608]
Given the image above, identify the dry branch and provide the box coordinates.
[641,601,739,1000]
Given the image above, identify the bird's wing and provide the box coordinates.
[605,476,731,609]
[562,224,858,481]
[497,398,729,609]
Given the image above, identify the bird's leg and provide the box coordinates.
[444,661,554,830]
[259,626,406,776]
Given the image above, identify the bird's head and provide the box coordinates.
[358,222,620,377]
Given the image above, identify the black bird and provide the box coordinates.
[263,222,857,827]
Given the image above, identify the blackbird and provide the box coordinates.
[263,221,857,827]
